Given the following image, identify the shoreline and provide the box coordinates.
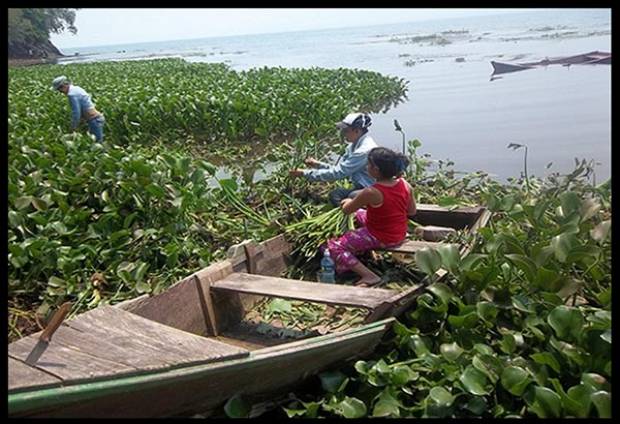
[8,57,60,68]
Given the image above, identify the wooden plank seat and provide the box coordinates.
[211,272,399,310]
[8,305,249,392]
[378,240,452,254]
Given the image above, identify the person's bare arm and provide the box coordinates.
[341,187,382,215]
[406,181,417,216]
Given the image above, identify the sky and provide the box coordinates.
[50,8,537,49]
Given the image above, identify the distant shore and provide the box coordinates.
[8,57,59,68]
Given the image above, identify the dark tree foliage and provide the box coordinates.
[8,8,78,58]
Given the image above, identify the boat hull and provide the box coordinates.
[9,318,392,417]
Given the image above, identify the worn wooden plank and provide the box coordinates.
[194,275,219,336]
[380,240,448,254]
[227,235,291,276]
[9,330,138,383]
[10,321,391,418]
[244,242,259,274]
[21,324,206,372]
[413,204,482,229]
[9,306,250,388]
[64,306,248,363]
[8,357,63,392]
[416,203,483,214]
[212,273,398,309]
[117,261,233,336]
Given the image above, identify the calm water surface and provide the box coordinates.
[58,9,611,182]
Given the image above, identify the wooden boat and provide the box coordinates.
[491,60,535,74]
[8,203,491,418]
[491,50,611,75]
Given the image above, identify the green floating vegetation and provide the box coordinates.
[9,58,611,419]
[280,157,611,419]
[8,58,407,335]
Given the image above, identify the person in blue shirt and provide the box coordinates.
[52,76,105,142]
[289,112,378,206]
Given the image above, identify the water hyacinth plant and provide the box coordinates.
[8,58,610,418]
[8,58,408,335]
[280,160,611,419]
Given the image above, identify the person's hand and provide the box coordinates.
[340,198,352,210]
[289,169,305,178]
[304,158,321,168]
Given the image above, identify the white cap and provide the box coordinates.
[51,75,69,90]
[335,112,372,130]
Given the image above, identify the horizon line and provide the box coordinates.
[53,10,533,51]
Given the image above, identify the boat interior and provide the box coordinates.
[9,204,490,395]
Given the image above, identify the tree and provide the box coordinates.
[8,8,79,58]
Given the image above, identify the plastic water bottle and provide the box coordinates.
[320,249,336,283]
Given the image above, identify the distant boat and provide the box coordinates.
[491,50,611,74]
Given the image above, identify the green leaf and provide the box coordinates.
[459,366,490,396]
[590,220,611,243]
[283,407,307,418]
[565,383,592,417]
[464,396,487,415]
[590,391,611,418]
[530,352,561,373]
[409,335,430,357]
[472,354,501,384]
[448,311,478,329]
[224,394,251,418]
[14,196,33,210]
[581,373,610,392]
[333,396,367,418]
[528,386,562,418]
[501,366,532,396]
[133,261,150,283]
[473,343,494,356]
[372,390,401,417]
[436,243,461,274]
[319,370,348,393]
[500,333,516,354]
[391,364,418,386]
[547,306,584,341]
[549,337,586,366]
[145,184,166,198]
[587,310,611,330]
[580,197,601,221]
[511,294,534,313]
[439,342,464,362]
[437,196,459,207]
[426,282,454,305]
[505,254,537,281]
[219,178,238,192]
[428,386,455,407]
[266,298,292,314]
[551,233,576,263]
[354,360,370,375]
[476,301,498,322]
[560,191,582,216]
[48,276,66,288]
[415,247,442,277]
[135,280,151,294]
[600,330,611,344]
[31,197,48,211]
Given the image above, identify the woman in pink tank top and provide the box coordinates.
[325,147,417,286]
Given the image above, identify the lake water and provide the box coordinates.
[57,9,611,182]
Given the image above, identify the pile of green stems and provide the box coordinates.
[285,207,355,258]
